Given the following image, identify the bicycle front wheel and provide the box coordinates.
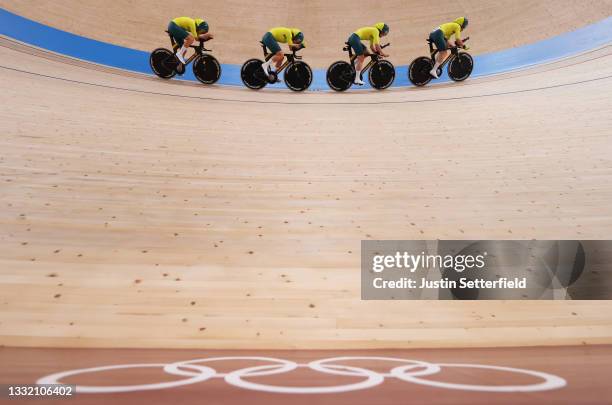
[448,53,474,82]
[193,54,222,84]
[369,60,395,90]
[284,61,313,91]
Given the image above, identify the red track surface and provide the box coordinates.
[2,345,611,404]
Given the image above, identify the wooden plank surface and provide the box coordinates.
[0,33,612,349]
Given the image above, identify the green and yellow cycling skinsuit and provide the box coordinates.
[429,17,465,51]
[347,26,382,56]
[168,17,204,47]
[262,27,303,54]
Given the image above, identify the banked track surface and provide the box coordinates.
[1,8,611,90]
[1,34,612,349]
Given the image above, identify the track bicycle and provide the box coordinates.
[241,42,313,91]
[150,31,222,84]
[326,43,395,92]
[408,37,473,87]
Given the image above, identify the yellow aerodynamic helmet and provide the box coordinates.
[194,18,209,33]
[454,17,468,30]
[291,28,304,43]
[374,22,390,34]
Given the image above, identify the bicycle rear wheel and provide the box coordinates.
[241,59,267,90]
[150,48,177,79]
[369,60,395,90]
[326,61,354,92]
[448,53,474,82]
[193,54,222,84]
[284,61,313,92]
[408,56,434,87]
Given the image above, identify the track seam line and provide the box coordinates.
[2,35,612,95]
[1,64,611,105]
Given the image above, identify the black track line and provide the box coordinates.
[0,64,611,106]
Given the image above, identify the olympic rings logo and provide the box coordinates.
[37,356,567,395]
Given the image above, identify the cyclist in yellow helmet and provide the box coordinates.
[429,17,468,78]
[168,17,214,64]
[347,23,390,85]
[260,27,305,76]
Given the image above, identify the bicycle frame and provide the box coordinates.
[428,37,470,71]
[343,42,389,74]
[260,42,302,74]
[167,31,212,66]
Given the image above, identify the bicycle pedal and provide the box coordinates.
[266,73,279,84]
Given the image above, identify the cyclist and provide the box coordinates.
[347,23,390,86]
[260,27,306,76]
[428,17,468,79]
[168,17,214,64]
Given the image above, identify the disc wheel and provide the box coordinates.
[193,54,222,84]
[326,61,354,92]
[150,48,177,79]
[408,56,434,87]
[284,61,313,92]
[369,60,395,90]
[448,52,474,82]
[241,59,267,90]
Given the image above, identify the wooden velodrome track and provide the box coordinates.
[1,1,612,403]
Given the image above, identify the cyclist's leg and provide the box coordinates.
[429,29,448,77]
[168,21,191,63]
[184,35,195,48]
[167,22,186,48]
[348,33,366,84]
[271,51,284,70]
[261,32,283,72]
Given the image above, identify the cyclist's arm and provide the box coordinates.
[455,36,464,48]
[370,30,388,57]
[371,29,381,48]
[187,20,198,39]
[284,29,294,47]
[372,43,389,57]
[454,24,462,43]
